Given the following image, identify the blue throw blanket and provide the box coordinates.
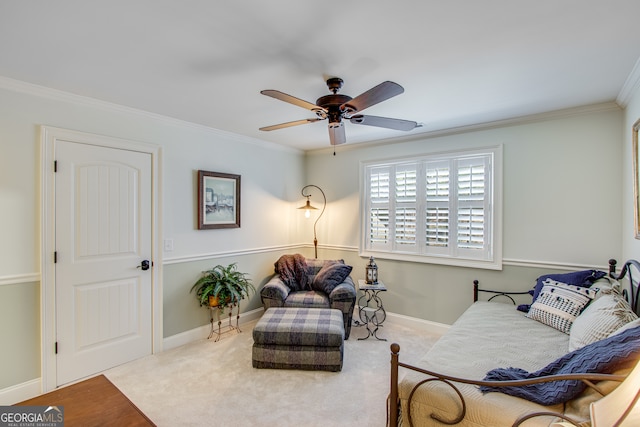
[480,325,640,405]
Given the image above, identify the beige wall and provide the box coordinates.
[0,80,305,392]
[305,106,624,323]
[0,76,631,398]
[623,82,640,260]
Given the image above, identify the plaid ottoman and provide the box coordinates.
[252,307,345,372]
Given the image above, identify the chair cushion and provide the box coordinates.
[283,290,329,308]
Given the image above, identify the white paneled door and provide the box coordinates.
[54,140,153,386]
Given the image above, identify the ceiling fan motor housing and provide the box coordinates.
[316,94,352,126]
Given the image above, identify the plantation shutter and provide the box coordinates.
[362,147,499,268]
[368,166,391,250]
[425,160,450,254]
[456,156,491,258]
[394,164,418,251]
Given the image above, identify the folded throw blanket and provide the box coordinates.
[274,254,308,292]
[480,325,640,405]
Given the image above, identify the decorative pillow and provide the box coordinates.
[306,259,343,285]
[591,276,621,294]
[569,292,638,351]
[526,279,596,334]
[611,317,640,337]
[519,270,606,313]
[311,262,352,294]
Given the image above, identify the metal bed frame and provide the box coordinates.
[388,259,640,427]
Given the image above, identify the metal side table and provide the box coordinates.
[356,279,387,341]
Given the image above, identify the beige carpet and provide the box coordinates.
[104,318,442,427]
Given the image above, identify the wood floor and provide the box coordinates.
[16,374,155,426]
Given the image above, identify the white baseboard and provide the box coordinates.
[0,378,41,405]
[352,310,450,337]
[162,307,264,351]
[0,309,266,404]
[162,308,448,352]
[0,308,440,404]
[385,311,450,336]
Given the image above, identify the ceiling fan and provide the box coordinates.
[259,77,419,146]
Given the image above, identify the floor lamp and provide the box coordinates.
[298,185,326,259]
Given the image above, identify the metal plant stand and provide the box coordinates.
[208,302,241,342]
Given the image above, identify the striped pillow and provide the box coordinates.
[569,292,638,351]
[526,279,596,334]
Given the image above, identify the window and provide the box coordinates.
[361,146,502,270]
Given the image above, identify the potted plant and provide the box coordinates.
[190,263,255,311]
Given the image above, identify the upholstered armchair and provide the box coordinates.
[260,254,357,339]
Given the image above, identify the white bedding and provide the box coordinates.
[398,301,575,427]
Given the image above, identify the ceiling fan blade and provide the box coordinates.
[328,124,346,145]
[349,114,418,131]
[260,118,322,131]
[260,90,324,112]
[341,81,404,113]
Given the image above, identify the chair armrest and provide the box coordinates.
[329,275,356,301]
[260,274,291,302]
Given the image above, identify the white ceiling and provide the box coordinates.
[2,1,640,151]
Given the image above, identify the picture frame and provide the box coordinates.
[197,170,241,229]
[633,118,640,239]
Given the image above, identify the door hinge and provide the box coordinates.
[55,342,58,354]
[54,160,58,172]
[54,252,58,263]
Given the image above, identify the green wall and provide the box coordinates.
[163,249,313,337]
[0,282,39,389]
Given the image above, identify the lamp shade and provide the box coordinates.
[298,198,318,218]
[590,358,640,426]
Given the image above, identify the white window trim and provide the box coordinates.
[359,145,503,270]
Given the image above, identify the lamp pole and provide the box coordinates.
[300,185,326,258]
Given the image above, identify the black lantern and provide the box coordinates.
[365,256,378,285]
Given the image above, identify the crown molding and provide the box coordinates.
[617,56,640,108]
[309,101,622,155]
[0,75,301,154]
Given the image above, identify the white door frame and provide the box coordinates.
[40,126,163,392]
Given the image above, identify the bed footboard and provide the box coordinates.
[387,343,625,427]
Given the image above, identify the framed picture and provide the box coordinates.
[197,170,240,229]
[634,119,640,239]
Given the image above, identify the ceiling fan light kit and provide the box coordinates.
[260,77,418,147]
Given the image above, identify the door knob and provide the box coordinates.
[137,260,150,271]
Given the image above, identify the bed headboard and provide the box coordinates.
[609,258,640,316]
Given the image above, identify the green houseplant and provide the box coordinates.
[190,263,255,311]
